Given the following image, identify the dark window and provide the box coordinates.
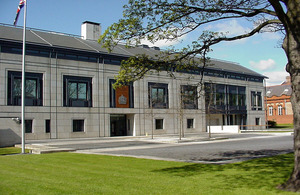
[25,120,33,133]
[63,75,92,107]
[251,91,262,110]
[205,83,246,114]
[249,77,263,83]
[187,119,194,129]
[57,52,98,62]
[109,79,134,108]
[181,85,198,109]
[228,86,238,106]
[1,45,50,57]
[255,118,260,126]
[45,120,50,133]
[73,120,84,132]
[257,92,262,110]
[238,87,246,107]
[7,71,43,106]
[155,119,164,130]
[149,83,168,109]
[216,84,225,106]
[104,58,122,65]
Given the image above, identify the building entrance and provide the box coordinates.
[110,114,127,136]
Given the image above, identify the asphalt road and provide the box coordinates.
[66,133,294,164]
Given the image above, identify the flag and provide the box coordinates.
[13,0,26,26]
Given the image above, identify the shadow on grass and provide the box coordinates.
[152,153,294,190]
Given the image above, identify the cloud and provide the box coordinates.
[140,37,185,48]
[263,71,289,86]
[260,32,282,40]
[205,19,250,37]
[249,59,276,71]
[139,28,188,48]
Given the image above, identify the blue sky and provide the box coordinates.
[0,0,289,86]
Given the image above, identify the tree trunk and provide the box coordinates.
[279,32,300,192]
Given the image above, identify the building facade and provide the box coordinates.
[266,77,293,124]
[0,22,266,146]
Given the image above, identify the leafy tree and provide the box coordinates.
[99,0,300,191]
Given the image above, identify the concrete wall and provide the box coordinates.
[0,49,266,146]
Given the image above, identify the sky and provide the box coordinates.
[0,0,289,86]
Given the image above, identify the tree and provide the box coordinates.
[99,0,300,191]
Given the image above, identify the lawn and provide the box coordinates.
[275,124,294,129]
[0,147,29,155]
[0,152,295,194]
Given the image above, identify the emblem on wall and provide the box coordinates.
[118,95,127,105]
[116,85,130,108]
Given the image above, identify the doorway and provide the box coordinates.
[110,114,127,136]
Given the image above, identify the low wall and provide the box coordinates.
[207,125,240,133]
[0,128,21,147]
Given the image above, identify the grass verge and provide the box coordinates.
[0,147,29,155]
[0,152,295,194]
[275,124,294,129]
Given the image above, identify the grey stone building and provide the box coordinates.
[0,22,266,146]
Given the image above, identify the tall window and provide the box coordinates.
[109,79,134,108]
[255,118,260,126]
[25,120,33,133]
[181,85,198,109]
[228,86,238,106]
[7,71,43,106]
[251,91,262,110]
[149,83,168,109]
[63,76,92,107]
[278,105,283,115]
[215,84,225,106]
[45,119,50,133]
[187,119,194,129]
[269,106,273,116]
[204,83,246,113]
[238,87,246,107]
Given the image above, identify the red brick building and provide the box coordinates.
[265,76,293,124]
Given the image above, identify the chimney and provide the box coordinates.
[81,21,101,41]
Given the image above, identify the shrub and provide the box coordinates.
[267,120,277,128]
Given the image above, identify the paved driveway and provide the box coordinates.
[28,132,290,164]
[26,132,293,163]
[71,133,292,163]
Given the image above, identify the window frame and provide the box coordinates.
[73,119,85,132]
[251,91,262,110]
[181,85,198,109]
[45,119,50,133]
[25,119,33,133]
[63,75,92,107]
[278,105,283,115]
[109,79,134,108]
[269,106,273,116]
[155,119,164,130]
[148,82,169,109]
[187,119,194,129]
[7,71,43,106]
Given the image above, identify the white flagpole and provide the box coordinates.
[21,0,27,154]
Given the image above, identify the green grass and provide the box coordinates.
[0,152,295,194]
[275,124,294,129]
[0,147,29,155]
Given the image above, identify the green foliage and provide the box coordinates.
[99,0,284,85]
[268,120,277,128]
[0,152,295,194]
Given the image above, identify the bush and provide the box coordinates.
[267,120,277,128]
